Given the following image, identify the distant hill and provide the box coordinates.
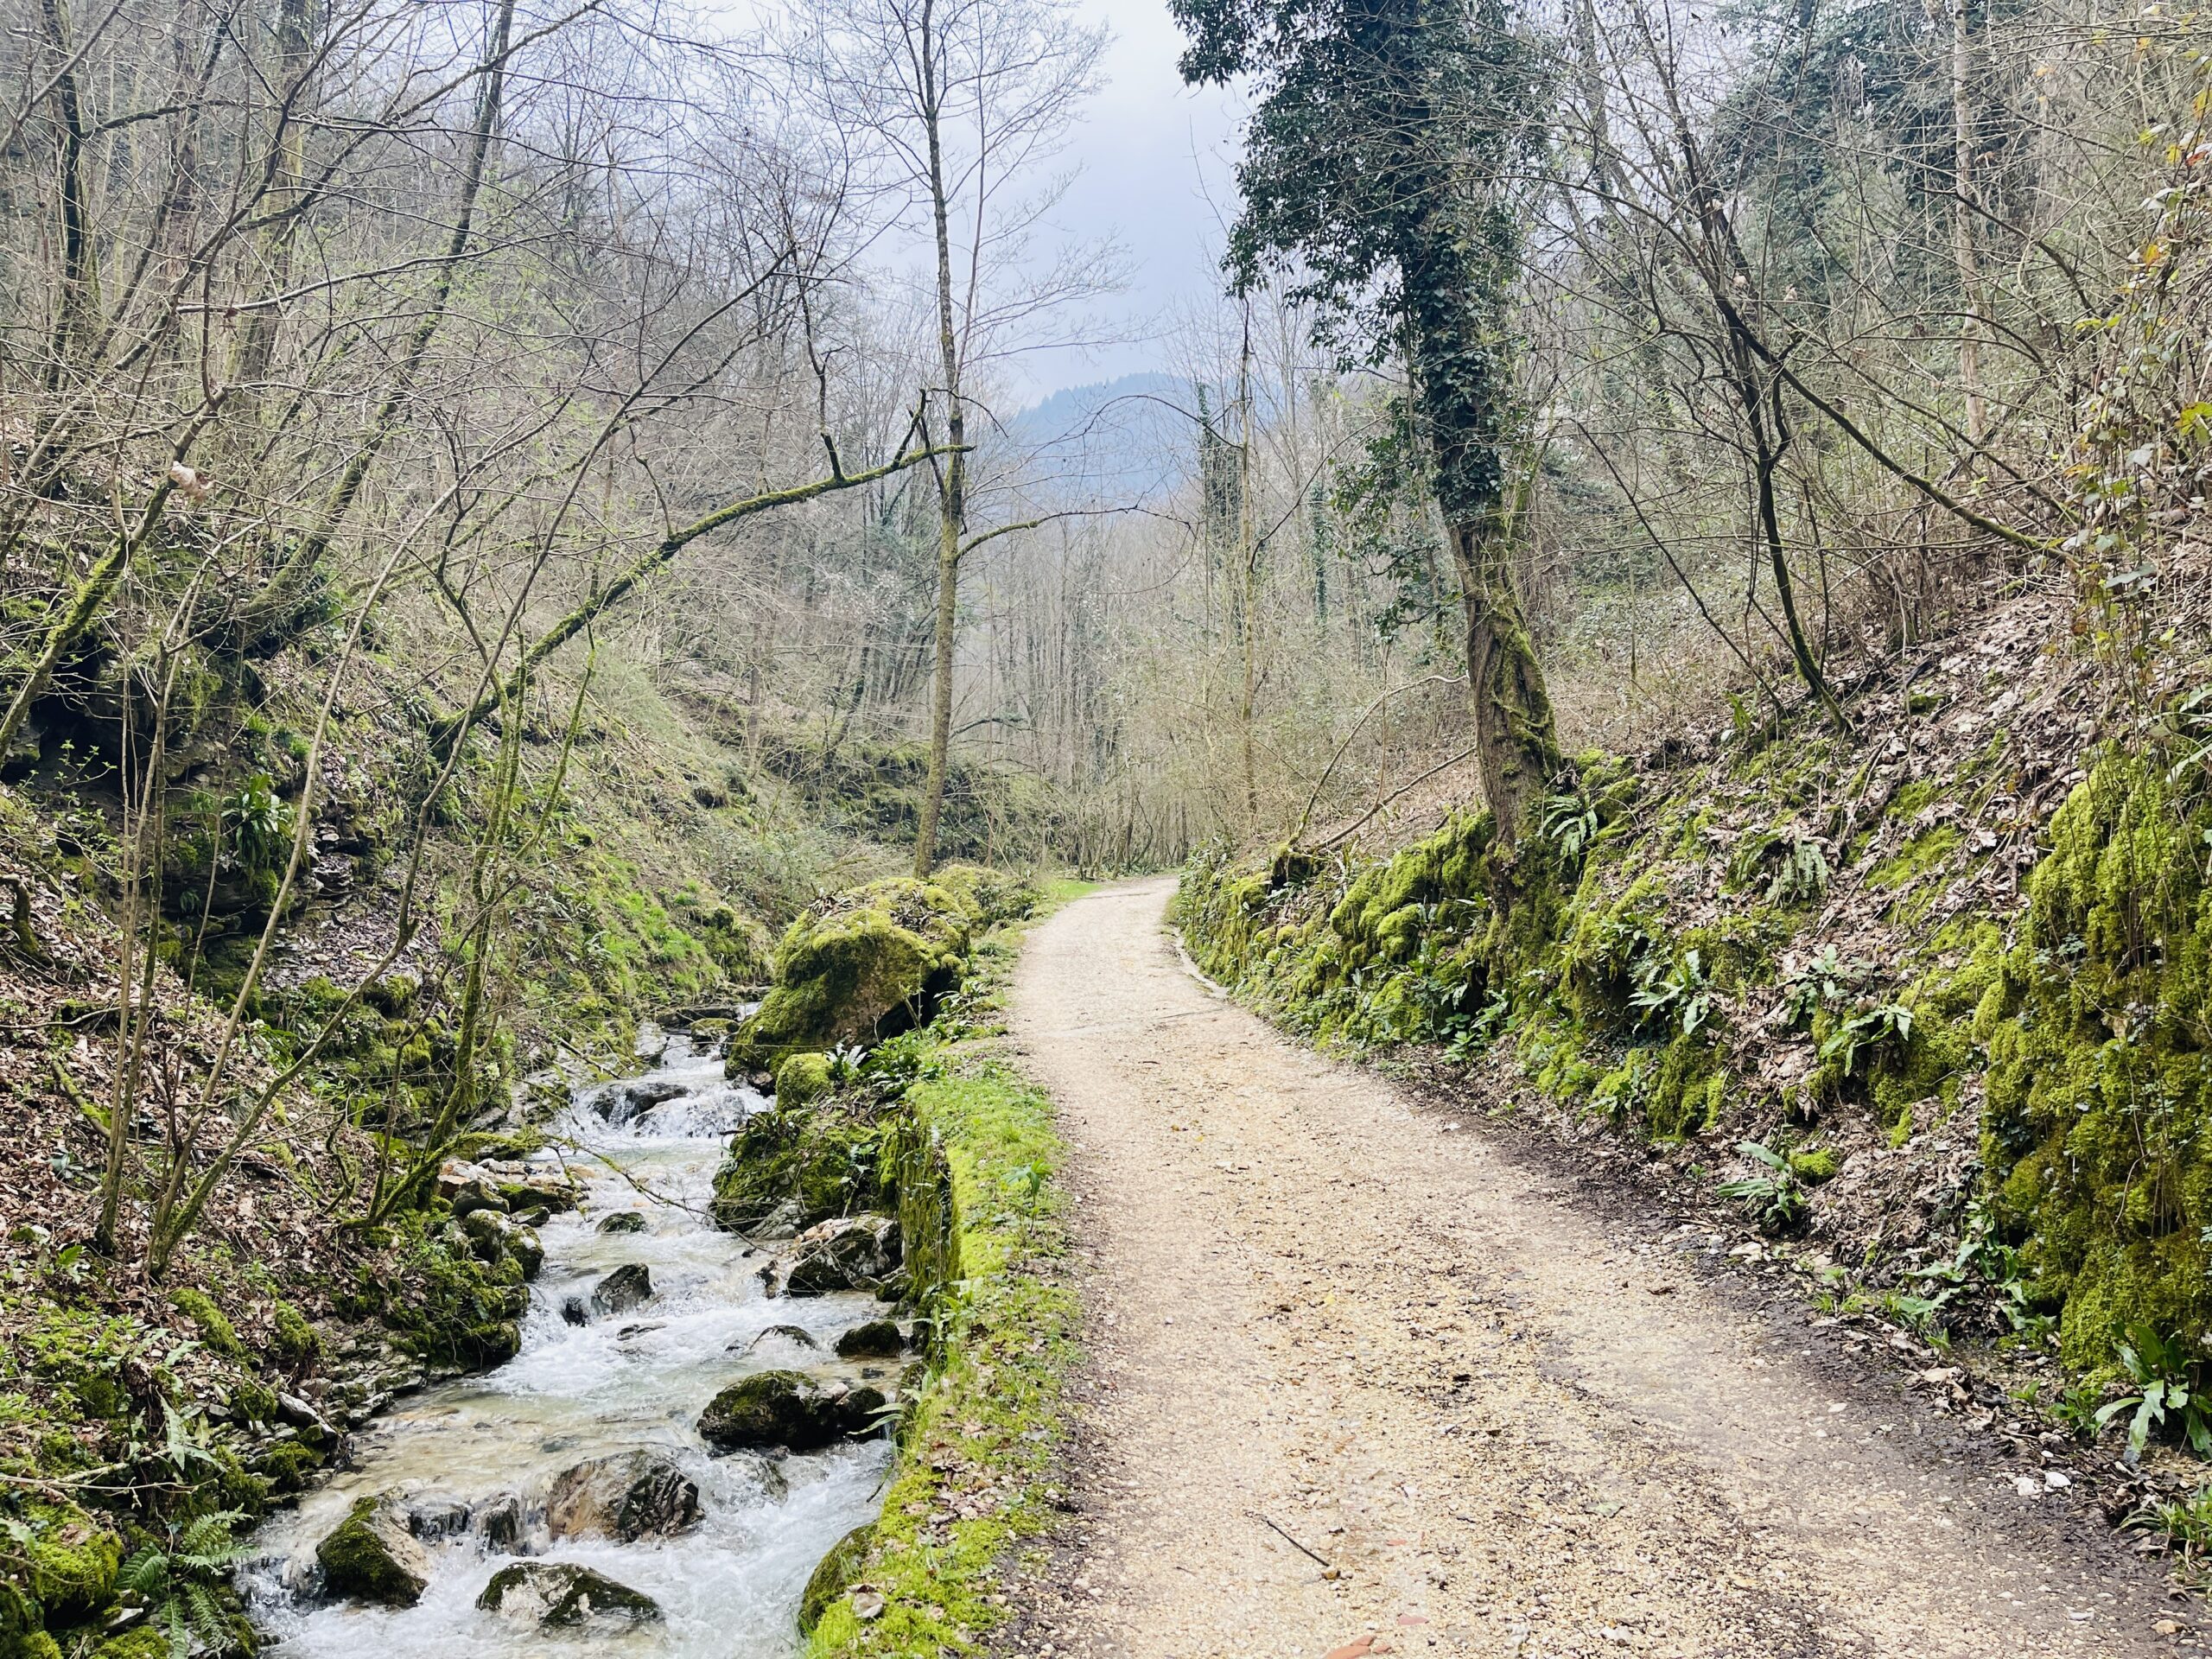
[1001,372,1194,505]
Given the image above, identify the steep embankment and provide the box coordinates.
[1007,881,2183,1658]
[1177,592,2212,1538]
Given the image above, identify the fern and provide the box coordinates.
[118,1510,251,1658]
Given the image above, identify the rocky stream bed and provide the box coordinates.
[238,1035,906,1656]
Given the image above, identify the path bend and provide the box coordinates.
[1002,878,2190,1659]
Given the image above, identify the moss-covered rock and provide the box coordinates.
[1980,746,2212,1367]
[773,1052,835,1110]
[798,1522,874,1634]
[167,1288,248,1362]
[20,1504,122,1620]
[696,1370,871,1452]
[315,1496,429,1608]
[270,1300,321,1370]
[723,877,981,1072]
[709,1097,890,1235]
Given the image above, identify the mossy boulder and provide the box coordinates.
[724,876,984,1072]
[476,1561,660,1628]
[798,1523,874,1634]
[709,1098,889,1236]
[315,1496,429,1607]
[696,1370,873,1452]
[774,1052,836,1110]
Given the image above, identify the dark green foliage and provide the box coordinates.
[114,1510,251,1659]
[1171,0,1543,509]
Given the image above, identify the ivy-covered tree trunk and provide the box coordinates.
[1403,209,1560,844]
[1449,515,1559,842]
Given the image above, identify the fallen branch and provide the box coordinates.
[1246,1508,1331,1567]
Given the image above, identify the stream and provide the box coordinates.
[242,1034,893,1656]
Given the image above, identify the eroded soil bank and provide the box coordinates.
[1006,879,2195,1659]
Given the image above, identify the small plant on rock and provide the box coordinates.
[1716,1141,1805,1231]
[1631,948,1713,1037]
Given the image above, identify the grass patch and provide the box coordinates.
[804,915,1080,1656]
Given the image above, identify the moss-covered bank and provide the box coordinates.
[1178,671,2212,1385]
[716,891,1083,1656]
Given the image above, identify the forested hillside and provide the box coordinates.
[3,0,2210,1649]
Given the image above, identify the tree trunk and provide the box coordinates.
[913,0,964,879]
[1945,0,1988,457]
[1447,514,1559,847]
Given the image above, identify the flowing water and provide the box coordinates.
[244,1036,893,1656]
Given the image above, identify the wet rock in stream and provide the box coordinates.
[834,1319,905,1360]
[315,1496,430,1607]
[562,1262,654,1325]
[696,1370,885,1452]
[476,1561,662,1628]
[546,1451,702,1542]
[596,1210,649,1234]
[474,1491,524,1553]
[404,1493,473,1541]
[781,1214,899,1297]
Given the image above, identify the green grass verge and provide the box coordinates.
[804,920,1081,1656]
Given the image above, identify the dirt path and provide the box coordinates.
[1002,879,2196,1659]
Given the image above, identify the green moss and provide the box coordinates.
[21,1503,123,1618]
[1788,1147,1840,1182]
[249,1438,326,1493]
[338,1214,525,1370]
[1868,824,1961,893]
[774,1052,836,1111]
[709,1100,890,1234]
[270,1301,320,1370]
[87,1629,171,1659]
[1980,745,2212,1369]
[727,878,980,1071]
[315,1499,423,1607]
[167,1289,247,1362]
[798,1524,874,1633]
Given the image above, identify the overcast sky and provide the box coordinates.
[1015,0,1245,399]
